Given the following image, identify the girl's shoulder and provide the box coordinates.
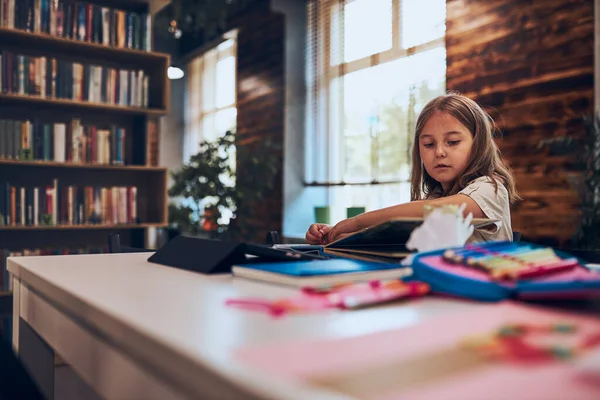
[465,175,507,190]
[461,175,509,200]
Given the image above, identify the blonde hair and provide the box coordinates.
[410,92,520,203]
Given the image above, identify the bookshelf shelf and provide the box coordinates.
[0,0,170,334]
[0,27,169,67]
[85,0,151,11]
[0,93,167,117]
[0,0,170,266]
[0,159,167,172]
[0,223,167,231]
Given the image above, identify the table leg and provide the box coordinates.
[18,317,55,400]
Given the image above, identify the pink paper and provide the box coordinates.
[236,301,600,400]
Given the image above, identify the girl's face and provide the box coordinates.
[418,112,474,191]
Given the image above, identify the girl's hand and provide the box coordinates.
[328,217,362,243]
[305,223,332,244]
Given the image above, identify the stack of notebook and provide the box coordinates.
[231,258,412,288]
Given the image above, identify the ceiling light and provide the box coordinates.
[168,66,184,80]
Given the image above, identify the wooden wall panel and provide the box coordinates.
[235,3,285,243]
[446,0,594,245]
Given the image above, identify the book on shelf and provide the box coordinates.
[0,117,127,164]
[0,50,149,108]
[0,0,151,51]
[146,118,158,167]
[0,179,138,227]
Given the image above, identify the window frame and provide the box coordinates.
[306,0,445,186]
[184,35,238,162]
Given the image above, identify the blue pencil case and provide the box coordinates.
[410,241,600,302]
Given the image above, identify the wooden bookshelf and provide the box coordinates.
[0,159,167,172]
[0,93,167,116]
[0,0,170,261]
[0,223,166,231]
[83,0,151,11]
[0,27,169,66]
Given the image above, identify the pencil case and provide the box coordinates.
[410,241,600,302]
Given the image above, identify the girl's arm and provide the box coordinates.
[327,194,486,242]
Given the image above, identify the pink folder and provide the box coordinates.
[236,301,600,400]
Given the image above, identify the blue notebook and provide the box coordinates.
[232,258,411,288]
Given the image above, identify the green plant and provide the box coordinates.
[538,112,600,249]
[168,130,280,241]
[168,131,236,236]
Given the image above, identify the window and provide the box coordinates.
[182,38,237,225]
[305,0,446,224]
[184,38,237,162]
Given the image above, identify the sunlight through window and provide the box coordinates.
[304,0,447,226]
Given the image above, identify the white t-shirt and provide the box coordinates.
[458,176,513,243]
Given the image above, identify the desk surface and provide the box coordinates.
[8,252,485,399]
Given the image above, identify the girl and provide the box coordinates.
[305,92,520,245]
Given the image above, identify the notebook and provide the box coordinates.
[232,258,412,288]
[321,217,498,260]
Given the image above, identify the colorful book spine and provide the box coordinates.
[0,50,149,108]
[0,0,150,51]
[0,179,138,227]
[0,118,127,165]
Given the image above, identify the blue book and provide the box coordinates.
[232,258,411,288]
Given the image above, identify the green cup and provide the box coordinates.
[347,206,365,219]
[314,207,331,224]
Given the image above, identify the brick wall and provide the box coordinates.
[174,0,286,243]
[234,3,285,243]
[446,0,594,245]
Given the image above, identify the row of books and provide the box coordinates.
[0,51,150,108]
[0,0,151,51]
[1,246,107,291]
[0,118,127,165]
[0,180,138,227]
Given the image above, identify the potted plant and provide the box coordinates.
[168,130,280,241]
[168,131,236,237]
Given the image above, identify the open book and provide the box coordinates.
[321,217,498,261]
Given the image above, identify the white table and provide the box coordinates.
[7,252,489,400]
